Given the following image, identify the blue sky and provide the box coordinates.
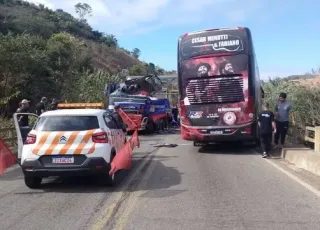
[28,0,320,79]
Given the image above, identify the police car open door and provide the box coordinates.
[13,113,38,159]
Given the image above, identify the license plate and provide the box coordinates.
[52,156,74,164]
[210,130,223,135]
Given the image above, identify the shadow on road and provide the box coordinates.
[12,155,182,196]
[198,142,259,155]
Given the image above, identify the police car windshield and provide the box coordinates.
[34,116,100,131]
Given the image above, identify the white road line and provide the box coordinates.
[265,159,320,197]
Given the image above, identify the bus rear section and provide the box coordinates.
[177,27,261,143]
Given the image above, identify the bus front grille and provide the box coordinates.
[186,76,244,104]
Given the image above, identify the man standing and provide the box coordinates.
[274,93,295,148]
[16,99,30,127]
[258,103,277,158]
[171,104,178,127]
[49,98,58,111]
[35,97,47,115]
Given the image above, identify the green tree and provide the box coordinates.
[101,34,118,47]
[132,48,141,59]
[46,32,92,97]
[129,63,147,76]
[67,69,127,103]
[155,66,165,75]
[147,62,156,74]
[74,3,92,22]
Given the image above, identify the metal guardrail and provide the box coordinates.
[0,127,17,153]
[305,126,320,152]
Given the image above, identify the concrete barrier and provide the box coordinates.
[281,148,320,176]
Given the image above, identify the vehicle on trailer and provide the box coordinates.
[107,75,172,134]
[177,27,264,146]
[13,103,126,188]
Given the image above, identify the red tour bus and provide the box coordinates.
[177,27,264,146]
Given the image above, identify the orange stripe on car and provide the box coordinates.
[73,129,95,155]
[88,143,96,154]
[32,132,50,155]
[44,132,64,155]
[58,131,80,155]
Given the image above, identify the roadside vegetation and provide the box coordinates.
[0,0,171,126]
[262,70,320,143]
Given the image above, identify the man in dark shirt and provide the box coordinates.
[35,97,47,115]
[258,103,277,158]
[171,105,178,126]
[49,98,58,110]
[17,99,30,127]
[274,92,295,148]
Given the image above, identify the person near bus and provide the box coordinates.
[171,105,179,127]
[35,97,47,115]
[274,93,295,148]
[258,103,276,158]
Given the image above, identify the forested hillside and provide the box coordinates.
[0,0,169,117]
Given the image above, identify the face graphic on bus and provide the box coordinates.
[196,63,211,77]
[221,62,234,74]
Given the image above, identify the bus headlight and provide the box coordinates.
[249,113,254,119]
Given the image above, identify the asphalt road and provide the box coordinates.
[1,132,320,230]
[0,133,167,230]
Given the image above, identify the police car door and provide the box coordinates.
[13,113,38,159]
[102,113,123,153]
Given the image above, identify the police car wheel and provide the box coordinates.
[24,176,42,189]
[95,172,115,186]
[96,152,117,186]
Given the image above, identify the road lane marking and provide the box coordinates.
[112,149,159,230]
[265,159,320,197]
[89,148,160,230]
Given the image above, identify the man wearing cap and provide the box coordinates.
[35,97,47,115]
[17,99,30,127]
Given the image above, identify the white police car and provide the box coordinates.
[14,103,126,189]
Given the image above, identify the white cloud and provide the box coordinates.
[26,0,264,35]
